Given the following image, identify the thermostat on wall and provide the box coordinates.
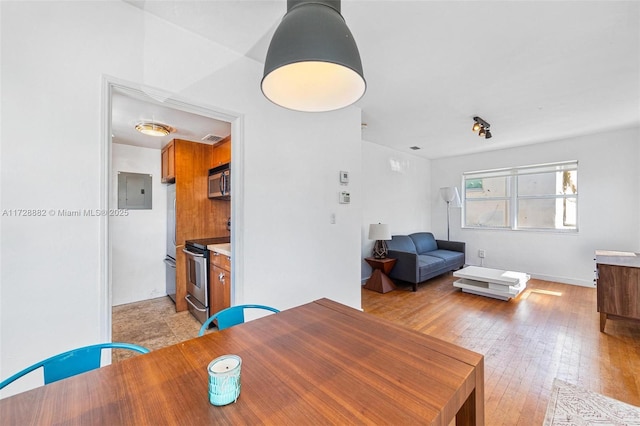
[339,191,351,204]
[340,171,349,184]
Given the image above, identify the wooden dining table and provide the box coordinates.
[0,298,484,425]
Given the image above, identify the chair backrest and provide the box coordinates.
[0,342,150,390]
[199,304,280,336]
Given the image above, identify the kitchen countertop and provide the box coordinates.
[208,243,231,257]
[595,250,640,268]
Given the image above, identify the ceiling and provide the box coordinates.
[111,87,231,150]
[118,1,639,159]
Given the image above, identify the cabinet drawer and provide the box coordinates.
[211,251,231,270]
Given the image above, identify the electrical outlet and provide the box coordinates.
[478,249,486,258]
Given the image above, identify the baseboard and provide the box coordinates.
[361,272,594,288]
[465,262,595,288]
[530,273,594,288]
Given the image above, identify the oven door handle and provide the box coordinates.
[185,295,208,312]
[182,248,204,257]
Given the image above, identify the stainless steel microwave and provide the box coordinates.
[208,163,230,200]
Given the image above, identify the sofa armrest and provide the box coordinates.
[386,249,419,283]
[436,240,466,254]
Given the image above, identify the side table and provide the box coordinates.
[364,257,397,293]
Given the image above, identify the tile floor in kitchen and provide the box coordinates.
[111,296,202,362]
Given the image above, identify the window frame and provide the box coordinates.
[461,161,578,233]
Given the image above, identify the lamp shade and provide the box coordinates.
[440,187,461,207]
[368,223,391,241]
[261,0,366,112]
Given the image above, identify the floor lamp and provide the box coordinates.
[440,187,461,241]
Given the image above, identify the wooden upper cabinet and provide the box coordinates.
[161,140,175,183]
[211,137,231,167]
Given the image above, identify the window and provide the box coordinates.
[462,161,578,232]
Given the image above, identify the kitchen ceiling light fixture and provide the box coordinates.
[135,121,175,137]
[261,0,366,112]
[472,116,492,139]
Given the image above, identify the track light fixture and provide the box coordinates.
[472,116,492,139]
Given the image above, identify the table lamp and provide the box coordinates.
[368,223,391,259]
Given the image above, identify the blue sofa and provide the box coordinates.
[386,232,465,292]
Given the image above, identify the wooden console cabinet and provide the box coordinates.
[595,250,640,332]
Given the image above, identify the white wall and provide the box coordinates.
[111,144,166,305]
[1,1,145,396]
[361,141,431,281]
[172,46,364,314]
[0,1,362,397]
[431,126,640,286]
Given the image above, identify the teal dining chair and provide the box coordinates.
[199,304,280,336]
[0,342,150,390]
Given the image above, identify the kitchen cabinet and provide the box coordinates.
[211,137,231,167]
[210,250,231,319]
[595,250,640,332]
[161,140,175,183]
[165,138,230,312]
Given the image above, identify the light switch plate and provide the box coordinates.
[340,171,349,184]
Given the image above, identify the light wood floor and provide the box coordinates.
[361,273,640,425]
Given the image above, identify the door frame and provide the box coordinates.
[100,75,244,342]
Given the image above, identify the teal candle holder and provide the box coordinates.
[208,355,242,406]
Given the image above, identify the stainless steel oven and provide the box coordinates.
[183,237,231,324]
[183,242,210,324]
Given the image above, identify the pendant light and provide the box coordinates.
[261,0,366,112]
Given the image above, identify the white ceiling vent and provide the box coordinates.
[201,134,224,143]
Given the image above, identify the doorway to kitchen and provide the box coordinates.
[102,77,244,349]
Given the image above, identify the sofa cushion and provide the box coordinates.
[427,249,465,268]
[409,232,438,254]
[417,254,446,277]
[387,235,417,253]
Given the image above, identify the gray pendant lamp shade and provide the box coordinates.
[261,0,366,112]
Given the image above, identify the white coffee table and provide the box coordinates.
[453,266,529,301]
